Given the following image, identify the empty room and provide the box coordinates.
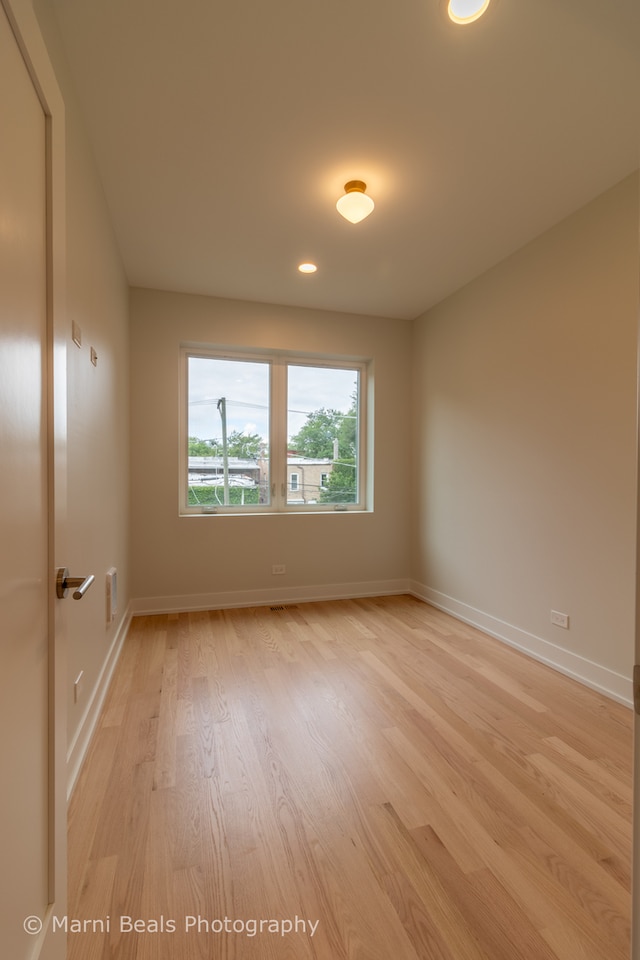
[1,0,639,958]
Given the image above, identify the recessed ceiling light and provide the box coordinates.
[336,180,375,224]
[298,262,317,274]
[448,0,491,25]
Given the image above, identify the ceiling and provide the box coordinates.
[47,0,639,320]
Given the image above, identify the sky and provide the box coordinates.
[188,356,358,444]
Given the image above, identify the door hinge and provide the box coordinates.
[634,664,640,716]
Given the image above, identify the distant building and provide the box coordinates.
[188,456,261,487]
[286,456,332,504]
[188,454,333,505]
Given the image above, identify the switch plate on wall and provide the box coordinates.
[74,670,84,704]
[106,567,117,623]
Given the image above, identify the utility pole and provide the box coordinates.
[217,397,229,505]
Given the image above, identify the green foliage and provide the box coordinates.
[289,403,357,460]
[227,431,263,458]
[289,408,344,458]
[188,436,216,456]
[188,485,260,506]
[320,460,357,503]
[188,431,263,458]
[290,399,358,503]
[335,403,357,460]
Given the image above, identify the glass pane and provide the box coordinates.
[287,364,359,505]
[188,356,270,507]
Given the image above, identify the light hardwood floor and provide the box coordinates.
[67,596,632,959]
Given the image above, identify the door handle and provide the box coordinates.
[56,567,95,600]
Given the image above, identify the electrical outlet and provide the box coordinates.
[272,564,286,575]
[551,610,569,629]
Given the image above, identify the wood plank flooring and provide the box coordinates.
[67,596,632,959]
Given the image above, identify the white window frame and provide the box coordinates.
[180,345,370,515]
[289,472,299,492]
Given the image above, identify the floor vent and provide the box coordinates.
[269,604,298,611]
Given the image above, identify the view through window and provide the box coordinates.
[184,351,365,512]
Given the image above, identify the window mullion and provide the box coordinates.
[271,359,286,511]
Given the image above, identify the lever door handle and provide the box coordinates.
[56,567,95,600]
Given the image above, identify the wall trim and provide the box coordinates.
[131,579,411,616]
[410,582,632,708]
[66,604,132,799]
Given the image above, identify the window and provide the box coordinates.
[181,347,368,513]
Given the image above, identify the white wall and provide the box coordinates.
[130,288,412,611]
[34,1,131,790]
[411,174,639,702]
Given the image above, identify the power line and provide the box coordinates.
[191,397,355,418]
[189,397,269,410]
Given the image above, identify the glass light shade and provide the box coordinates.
[336,182,375,224]
[448,0,491,24]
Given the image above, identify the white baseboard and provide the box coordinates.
[410,582,632,708]
[131,579,411,616]
[66,604,132,799]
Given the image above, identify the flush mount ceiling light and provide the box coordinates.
[447,0,491,24]
[298,262,317,274]
[336,180,375,224]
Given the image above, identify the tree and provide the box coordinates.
[289,408,346,459]
[335,399,357,458]
[188,431,262,458]
[226,431,262,458]
[290,400,359,504]
[320,460,356,503]
[188,436,216,456]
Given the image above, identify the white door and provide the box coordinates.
[634,577,640,949]
[0,2,66,958]
[634,700,639,957]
